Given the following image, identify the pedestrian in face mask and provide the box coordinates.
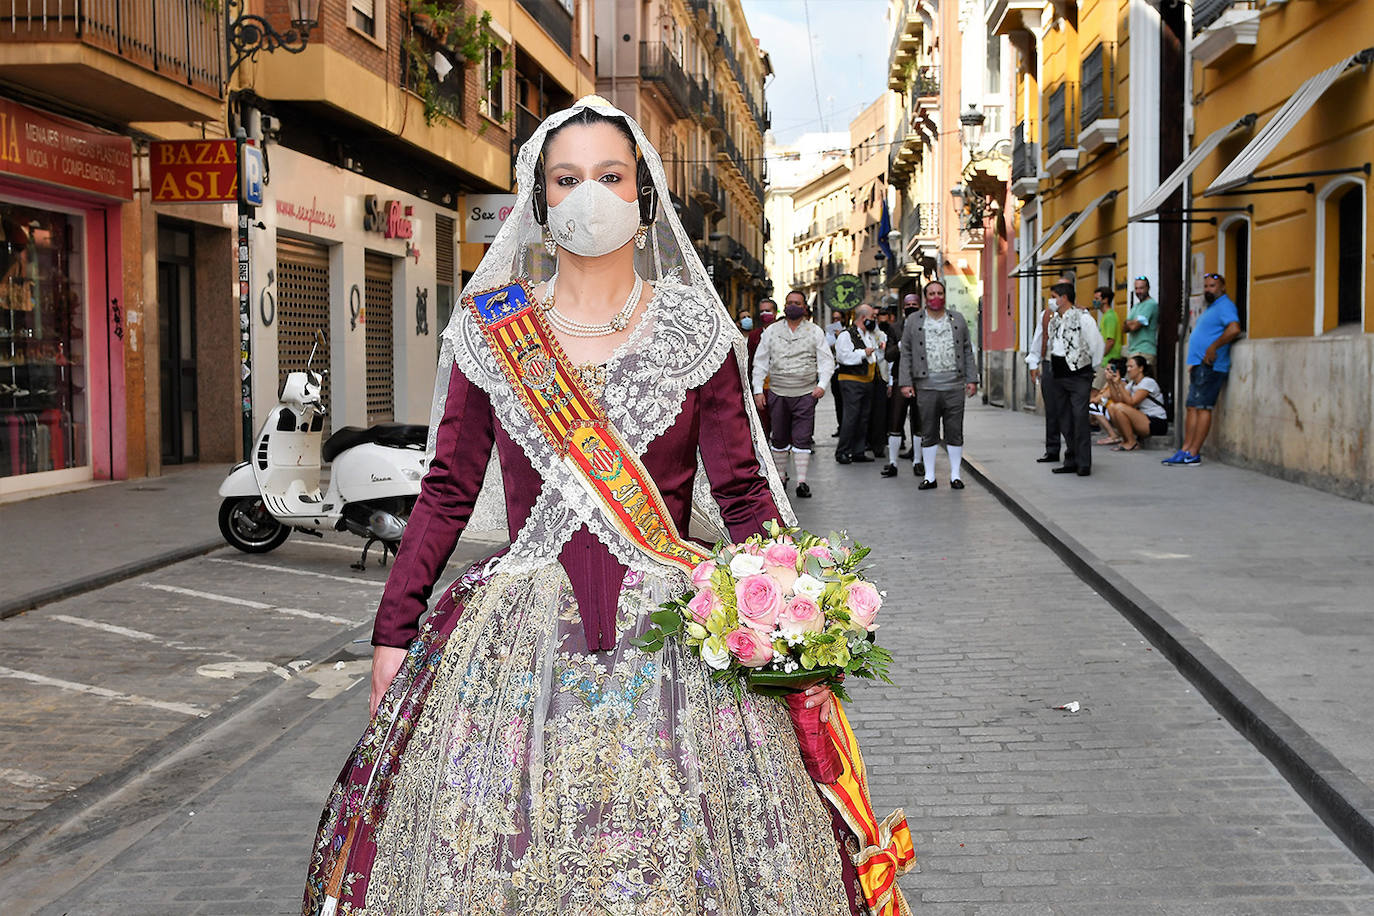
[751,290,834,497]
[833,304,884,464]
[883,293,924,475]
[898,280,979,489]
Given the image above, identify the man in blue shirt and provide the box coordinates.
[1163,273,1242,466]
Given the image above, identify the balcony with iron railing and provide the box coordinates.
[887,94,920,183]
[1044,81,1078,176]
[902,202,938,241]
[888,0,921,85]
[1010,121,1039,197]
[912,64,940,101]
[517,0,573,55]
[1079,42,1119,153]
[640,41,694,118]
[693,166,724,213]
[0,0,225,122]
[514,102,541,150]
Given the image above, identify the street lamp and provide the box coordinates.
[959,104,986,153]
[226,0,321,81]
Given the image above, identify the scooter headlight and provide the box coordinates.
[401,468,422,481]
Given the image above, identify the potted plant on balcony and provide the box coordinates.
[402,1,512,127]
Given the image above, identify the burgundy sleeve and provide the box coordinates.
[697,349,783,543]
[371,369,496,648]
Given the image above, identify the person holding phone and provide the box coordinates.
[1103,354,1168,450]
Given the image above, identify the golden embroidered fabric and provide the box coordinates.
[571,362,608,399]
[361,564,850,916]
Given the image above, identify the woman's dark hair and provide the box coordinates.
[533,108,657,228]
[1050,281,1076,303]
[922,279,946,297]
[1127,353,1152,377]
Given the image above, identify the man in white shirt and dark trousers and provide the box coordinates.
[752,289,835,498]
[833,303,883,464]
[1033,282,1105,477]
[898,280,979,489]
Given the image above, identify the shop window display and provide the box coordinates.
[1,202,87,478]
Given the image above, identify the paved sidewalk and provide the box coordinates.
[962,404,1374,801]
[0,464,230,617]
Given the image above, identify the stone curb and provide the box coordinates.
[964,454,1374,871]
[0,538,226,622]
[0,617,373,869]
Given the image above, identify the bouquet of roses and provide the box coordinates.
[633,520,894,702]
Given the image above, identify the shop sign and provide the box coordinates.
[149,139,239,203]
[0,97,133,200]
[276,196,337,233]
[363,195,413,240]
[465,193,517,243]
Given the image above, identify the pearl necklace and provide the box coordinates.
[542,274,643,338]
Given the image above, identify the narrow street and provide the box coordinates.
[2,432,1370,913]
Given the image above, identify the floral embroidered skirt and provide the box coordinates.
[302,562,857,916]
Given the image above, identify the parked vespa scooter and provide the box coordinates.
[217,332,428,569]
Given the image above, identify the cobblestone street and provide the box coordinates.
[1,424,1370,913]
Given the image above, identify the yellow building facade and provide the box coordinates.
[1182,1,1372,499]
[985,0,1374,500]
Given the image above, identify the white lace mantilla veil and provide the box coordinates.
[430,96,794,570]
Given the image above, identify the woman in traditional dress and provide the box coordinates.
[302,98,871,916]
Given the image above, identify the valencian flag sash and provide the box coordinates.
[822,704,916,916]
[463,281,915,914]
[465,280,711,574]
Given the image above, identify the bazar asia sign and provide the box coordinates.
[0,97,133,200]
[149,139,239,203]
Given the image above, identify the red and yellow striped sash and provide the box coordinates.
[464,281,710,574]
[823,704,917,916]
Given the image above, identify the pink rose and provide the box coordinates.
[763,543,800,569]
[805,545,833,561]
[743,542,764,556]
[687,588,723,625]
[778,594,824,636]
[690,559,717,589]
[735,573,784,633]
[846,582,883,631]
[725,627,774,667]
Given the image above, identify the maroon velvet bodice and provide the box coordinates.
[372,351,781,651]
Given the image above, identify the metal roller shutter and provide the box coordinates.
[276,237,331,435]
[364,252,395,425]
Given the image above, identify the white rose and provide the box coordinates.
[728,553,765,578]
[792,574,826,601]
[701,636,732,671]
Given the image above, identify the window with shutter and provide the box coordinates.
[276,239,332,436]
[351,0,376,37]
[364,253,395,425]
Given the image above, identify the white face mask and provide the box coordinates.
[546,179,641,257]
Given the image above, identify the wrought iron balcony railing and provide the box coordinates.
[0,0,224,98]
[1080,42,1116,129]
[1044,82,1076,157]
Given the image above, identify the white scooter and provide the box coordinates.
[217,333,428,569]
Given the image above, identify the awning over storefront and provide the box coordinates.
[1008,209,1079,277]
[1128,114,1256,221]
[1036,189,1120,263]
[1205,50,1369,195]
